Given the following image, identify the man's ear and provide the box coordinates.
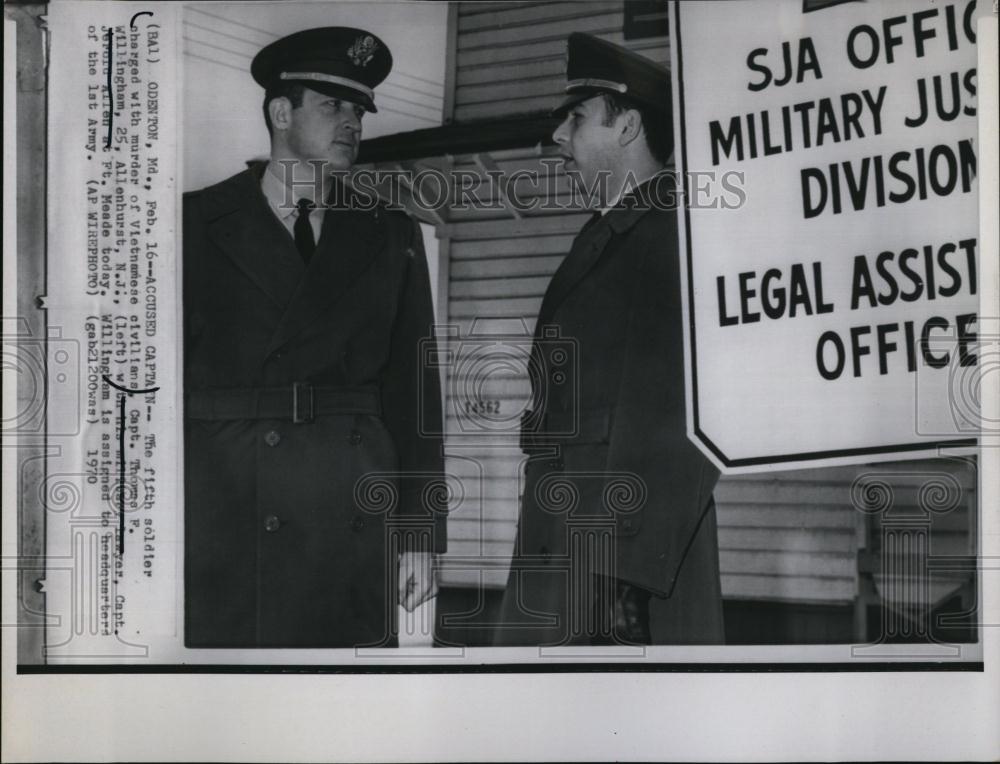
[268,96,293,132]
[618,109,643,148]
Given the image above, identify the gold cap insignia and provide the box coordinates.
[348,35,378,67]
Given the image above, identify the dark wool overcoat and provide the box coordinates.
[183,166,445,648]
[496,179,724,646]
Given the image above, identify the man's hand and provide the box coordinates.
[399,551,437,612]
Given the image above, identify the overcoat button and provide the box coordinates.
[348,431,362,445]
[264,515,281,532]
[351,516,365,531]
[264,430,281,447]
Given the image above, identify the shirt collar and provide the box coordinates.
[261,161,328,219]
[260,162,299,222]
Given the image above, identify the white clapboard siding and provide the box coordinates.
[458,2,620,32]
[453,255,565,279]
[713,461,976,605]
[460,12,621,51]
[458,34,669,71]
[440,147,576,586]
[449,296,543,319]
[723,575,857,603]
[457,57,566,87]
[451,235,577,260]
[446,375,530,399]
[713,472,860,604]
[450,276,551,299]
[453,0,668,121]
[457,76,567,107]
[458,29,647,70]
[457,1,542,17]
[452,212,593,240]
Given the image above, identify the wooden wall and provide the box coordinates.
[452,1,668,122]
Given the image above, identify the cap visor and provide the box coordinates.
[550,89,608,118]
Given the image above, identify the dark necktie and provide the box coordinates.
[293,198,316,263]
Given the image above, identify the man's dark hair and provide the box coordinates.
[601,93,673,165]
[262,80,306,136]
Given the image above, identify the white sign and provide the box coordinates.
[670,0,982,472]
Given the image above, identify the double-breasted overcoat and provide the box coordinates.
[496,178,724,645]
[183,166,445,648]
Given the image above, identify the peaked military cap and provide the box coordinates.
[251,27,392,113]
[552,32,670,117]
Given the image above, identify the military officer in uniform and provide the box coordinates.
[184,27,445,648]
[495,34,724,646]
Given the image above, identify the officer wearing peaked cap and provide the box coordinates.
[495,33,724,646]
[552,31,673,119]
[183,27,445,648]
[250,26,393,114]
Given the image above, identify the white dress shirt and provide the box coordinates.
[260,162,324,243]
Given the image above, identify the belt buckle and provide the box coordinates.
[292,382,314,424]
